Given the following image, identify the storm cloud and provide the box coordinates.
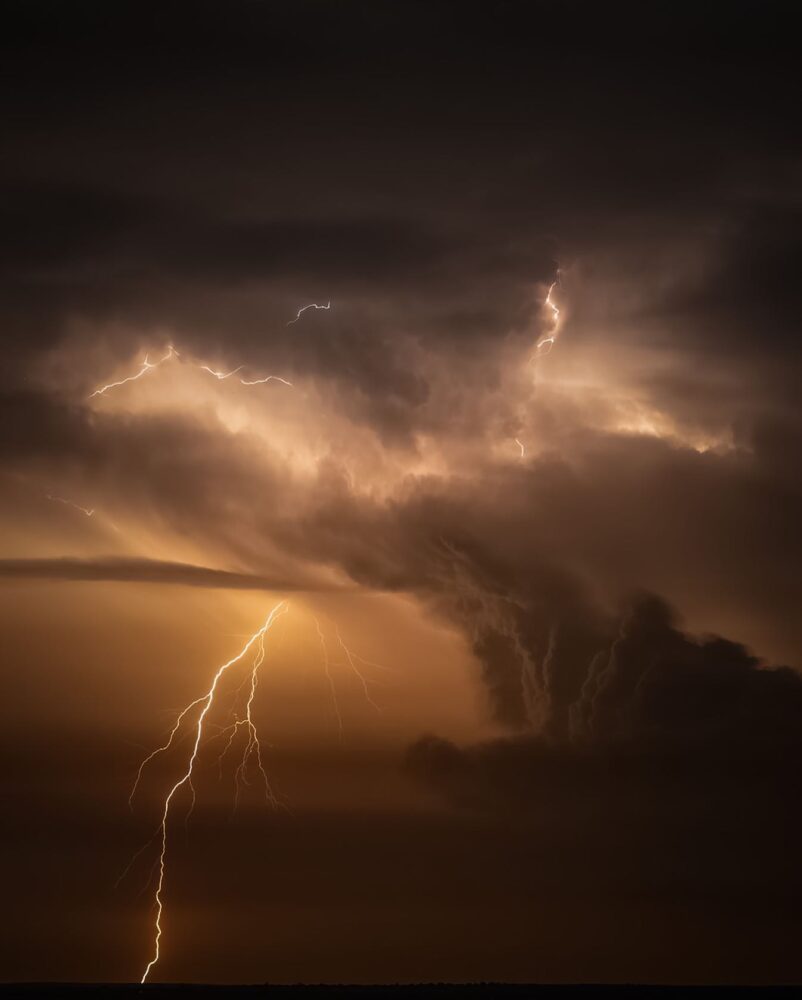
[2,0,801,985]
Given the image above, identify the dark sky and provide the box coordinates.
[2,0,802,985]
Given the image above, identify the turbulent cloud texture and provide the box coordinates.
[2,0,800,983]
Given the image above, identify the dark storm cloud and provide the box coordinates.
[0,555,344,592]
[261,427,802,706]
[15,730,801,983]
[2,2,802,984]
[1,0,799,818]
[406,595,802,936]
[2,0,797,421]
[7,371,802,705]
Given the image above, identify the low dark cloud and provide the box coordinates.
[407,595,802,939]
[0,555,343,592]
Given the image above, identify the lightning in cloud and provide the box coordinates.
[89,345,179,398]
[89,344,292,400]
[545,279,560,328]
[198,363,292,388]
[197,364,244,380]
[131,601,288,983]
[534,275,563,356]
[287,301,331,326]
[45,494,95,517]
[238,374,293,387]
[514,438,525,459]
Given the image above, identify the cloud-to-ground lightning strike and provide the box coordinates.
[123,605,388,981]
[135,601,288,983]
[212,629,280,813]
[45,494,95,517]
[287,301,331,326]
[89,346,179,398]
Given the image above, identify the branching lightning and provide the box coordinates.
[123,601,388,982]
[335,625,382,715]
[199,364,293,388]
[311,614,389,736]
[89,345,292,398]
[89,346,179,398]
[287,301,331,326]
[132,601,288,983]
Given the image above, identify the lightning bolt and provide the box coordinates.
[89,346,292,399]
[89,346,179,398]
[311,615,390,737]
[545,279,560,328]
[534,276,562,356]
[121,603,387,981]
[197,364,244,380]
[212,630,280,813]
[334,625,382,715]
[287,301,331,326]
[134,600,288,983]
[198,364,293,388]
[45,494,95,517]
[238,374,293,387]
[514,438,525,459]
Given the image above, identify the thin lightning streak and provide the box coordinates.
[335,625,382,714]
[545,280,560,327]
[197,361,292,387]
[128,696,208,811]
[139,601,288,984]
[341,646,394,676]
[215,718,246,781]
[91,345,292,399]
[45,494,95,517]
[114,832,159,891]
[197,364,244,380]
[287,301,331,326]
[232,632,279,811]
[89,345,178,398]
[534,276,562,355]
[238,374,293,387]
[313,616,343,740]
[514,438,525,458]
